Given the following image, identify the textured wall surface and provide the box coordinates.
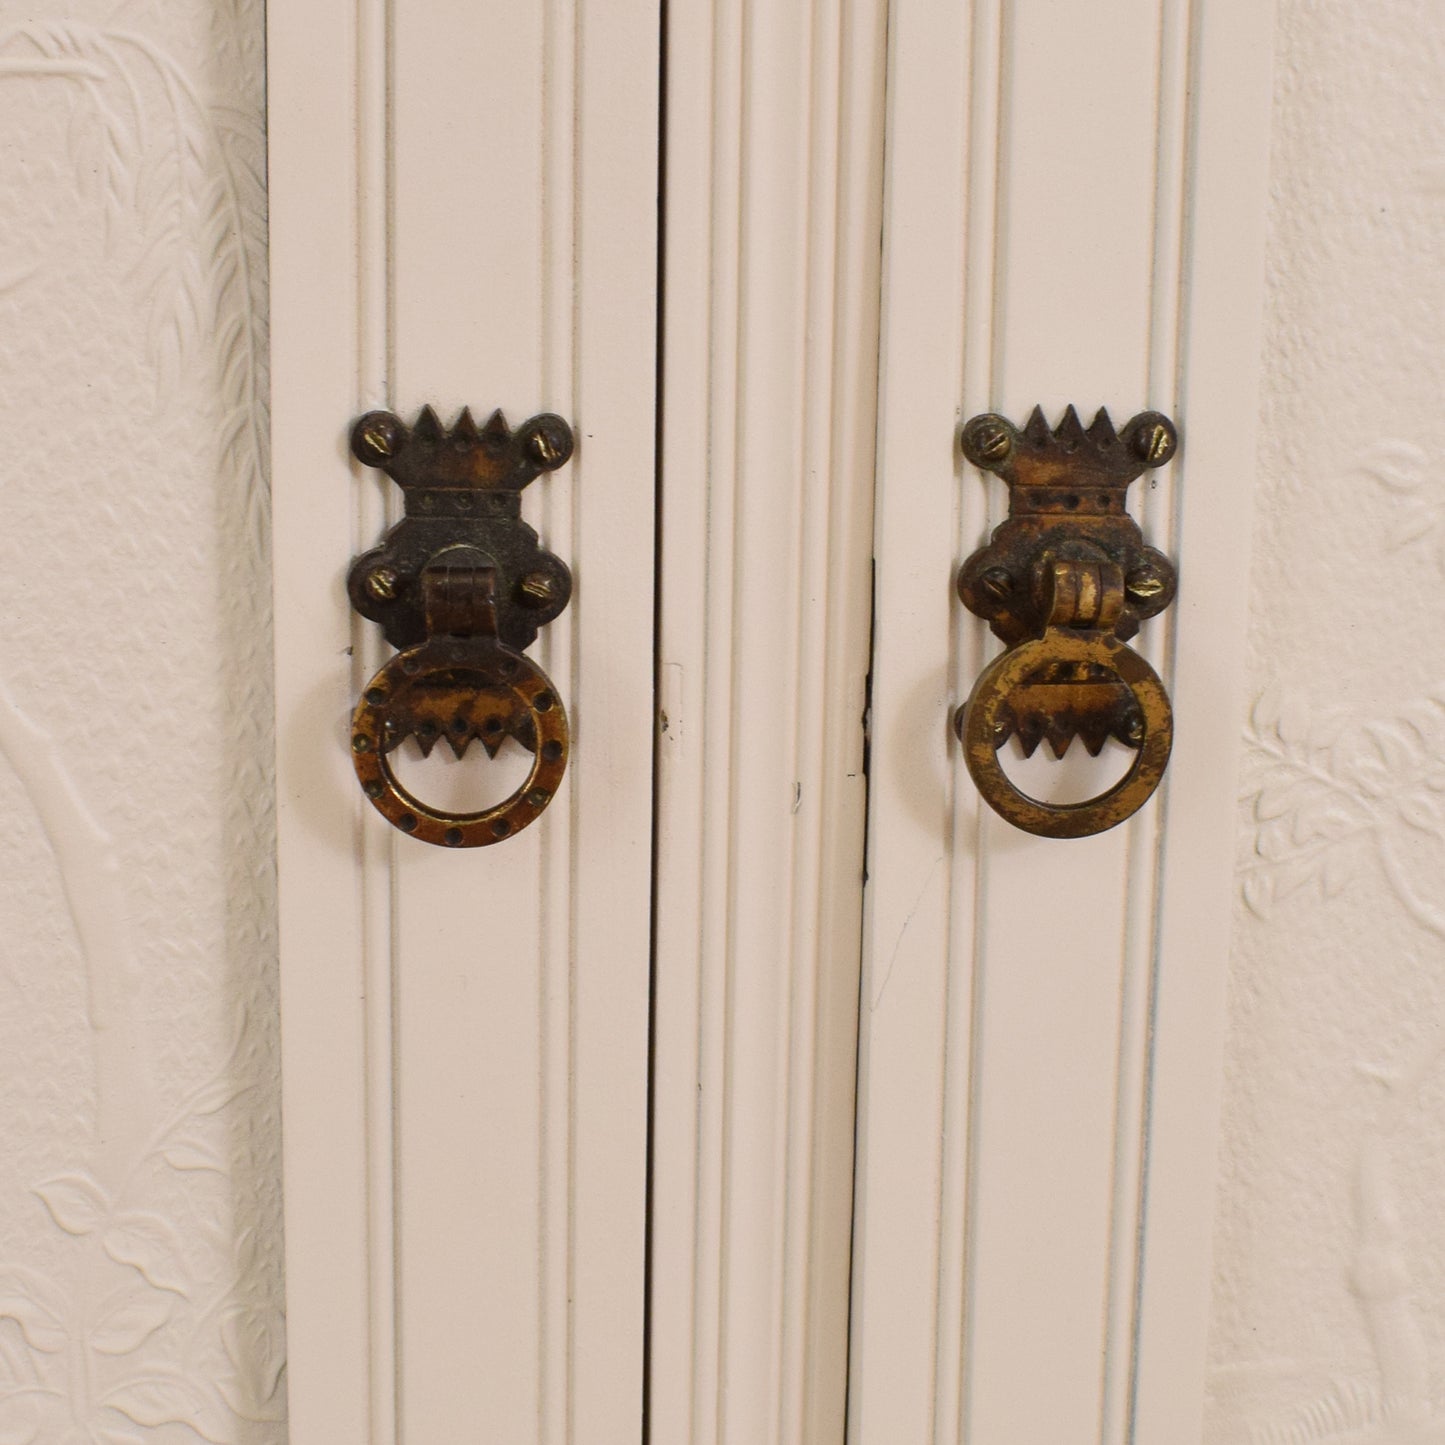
[0,2,282,1442]
[1209,2,1445,1443]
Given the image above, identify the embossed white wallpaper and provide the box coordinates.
[0,1,281,1442]
[1210,1,1445,1443]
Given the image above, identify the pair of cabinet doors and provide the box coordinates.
[269,1,1274,1440]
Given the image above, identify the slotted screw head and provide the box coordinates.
[352,410,405,465]
[361,423,394,457]
[529,432,561,466]
[1133,421,1175,465]
[980,567,1014,603]
[963,415,1015,466]
[519,571,558,606]
[365,566,399,602]
[1125,566,1165,602]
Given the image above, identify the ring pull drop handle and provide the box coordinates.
[345,405,575,847]
[954,405,1179,838]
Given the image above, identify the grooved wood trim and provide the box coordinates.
[1136,4,1276,1439]
[848,1,1275,1442]
[648,2,886,1441]
[269,2,659,1439]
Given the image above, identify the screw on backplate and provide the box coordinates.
[1125,717,1145,744]
[529,431,561,466]
[966,417,1014,465]
[365,567,399,602]
[361,423,394,458]
[980,567,1014,603]
[1134,422,1174,465]
[1125,567,1165,602]
[352,411,404,465]
[519,571,558,607]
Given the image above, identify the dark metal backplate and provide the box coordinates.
[956,404,1179,758]
[346,405,574,652]
[957,405,1177,646]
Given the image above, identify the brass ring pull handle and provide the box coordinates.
[955,406,1179,839]
[351,635,568,847]
[345,406,575,847]
[958,625,1172,839]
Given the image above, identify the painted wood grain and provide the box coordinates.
[649,2,885,1441]
[270,1,658,1438]
[848,2,1276,1442]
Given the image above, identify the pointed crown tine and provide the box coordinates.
[967,405,1175,491]
[351,406,574,490]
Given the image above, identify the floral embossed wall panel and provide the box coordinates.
[0,2,281,1442]
[1211,1,1445,1441]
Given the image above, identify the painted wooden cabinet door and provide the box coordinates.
[847,2,1276,1443]
[268,2,660,1441]
[269,1,1275,1442]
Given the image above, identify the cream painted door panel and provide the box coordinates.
[849,2,1275,1443]
[270,2,879,1437]
[269,2,658,1440]
[269,1,1276,1441]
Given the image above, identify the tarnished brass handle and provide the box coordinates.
[958,628,1172,838]
[955,405,1179,838]
[345,405,574,847]
[351,636,568,847]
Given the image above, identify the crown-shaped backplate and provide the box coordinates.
[961,405,1175,511]
[346,404,575,653]
[351,406,574,491]
[955,404,1180,757]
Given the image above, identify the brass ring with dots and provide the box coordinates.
[350,639,569,847]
